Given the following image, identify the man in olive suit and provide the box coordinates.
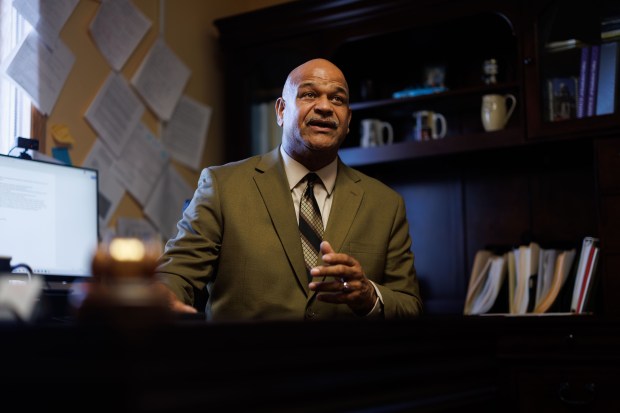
[155,58,422,321]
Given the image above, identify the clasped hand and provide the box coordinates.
[308,241,378,315]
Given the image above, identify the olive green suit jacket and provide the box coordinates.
[156,148,422,321]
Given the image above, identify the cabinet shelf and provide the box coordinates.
[350,81,520,111]
[339,128,523,167]
[345,80,522,152]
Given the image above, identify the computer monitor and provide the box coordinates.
[0,154,99,284]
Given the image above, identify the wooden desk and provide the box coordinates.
[0,316,618,413]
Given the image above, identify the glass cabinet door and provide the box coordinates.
[525,0,620,139]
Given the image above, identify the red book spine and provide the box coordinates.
[575,246,597,313]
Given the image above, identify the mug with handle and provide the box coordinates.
[481,93,516,132]
[412,110,447,141]
[360,118,394,147]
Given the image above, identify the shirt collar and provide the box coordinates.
[280,146,337,195]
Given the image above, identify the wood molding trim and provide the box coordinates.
[31,105,46,154]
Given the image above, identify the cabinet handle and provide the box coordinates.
[557,382,595,405]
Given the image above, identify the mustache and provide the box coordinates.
[306,118,338,129]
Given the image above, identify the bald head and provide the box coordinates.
[282,58,349,100]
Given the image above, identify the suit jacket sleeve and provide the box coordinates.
[330,164,422,318]
[155,166,223,306]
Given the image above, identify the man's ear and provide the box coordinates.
[346,111,352,134]
[275,97,285,126]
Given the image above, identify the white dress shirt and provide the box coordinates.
[279,146,383,317]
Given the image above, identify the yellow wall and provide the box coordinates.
[48,0,292,229]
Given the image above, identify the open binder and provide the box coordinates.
[465,236,598,316]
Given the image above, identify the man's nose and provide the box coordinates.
[314,95,333,112]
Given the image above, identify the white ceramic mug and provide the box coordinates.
[412,110,447,141]
[360,119,394,147]
[481,93,516,132]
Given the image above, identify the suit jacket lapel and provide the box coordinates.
[254,149,310,292]
[324,161,363,253]
[306,162,363,304]
[253,152,364,295]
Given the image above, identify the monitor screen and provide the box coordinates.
[0,154,99,282]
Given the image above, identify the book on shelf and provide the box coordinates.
[466,239,596,316]
[533,248,577,314]
[586,44,601,117]
[547,77,578,121]
[580,254,602,314]
[512,242,540,315]
[392,85,448,99]
[464,250,507,315]
[464,250,492,314]
[570,236,600,314]
[596,41,619,116]
[576,44,613,118]
[506,250,516,314]
[601,16,620,41]
[602,29,620,41]
[545,38,586,52]
[534,248,559,306]
[576,45,590,118]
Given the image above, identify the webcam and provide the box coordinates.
[16,137,39,150]
[15,137,39,160]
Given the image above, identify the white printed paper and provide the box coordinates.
[12,0,78,48]
[89,0,152,71]
[111,123,170,207]
[83,139,125,229]
[162,95,212,170]
[3,31,75,115]
[131,37,190,120]
[85,72,145,156]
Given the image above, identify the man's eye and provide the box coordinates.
[302,92,315,98]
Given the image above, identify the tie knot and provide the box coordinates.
[305,173,319,188]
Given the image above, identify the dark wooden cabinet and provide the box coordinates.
[214,0,620,316]
[497,317,620,413]
[3,317,619,412]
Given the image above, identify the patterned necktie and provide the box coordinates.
[299,173,324,279]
